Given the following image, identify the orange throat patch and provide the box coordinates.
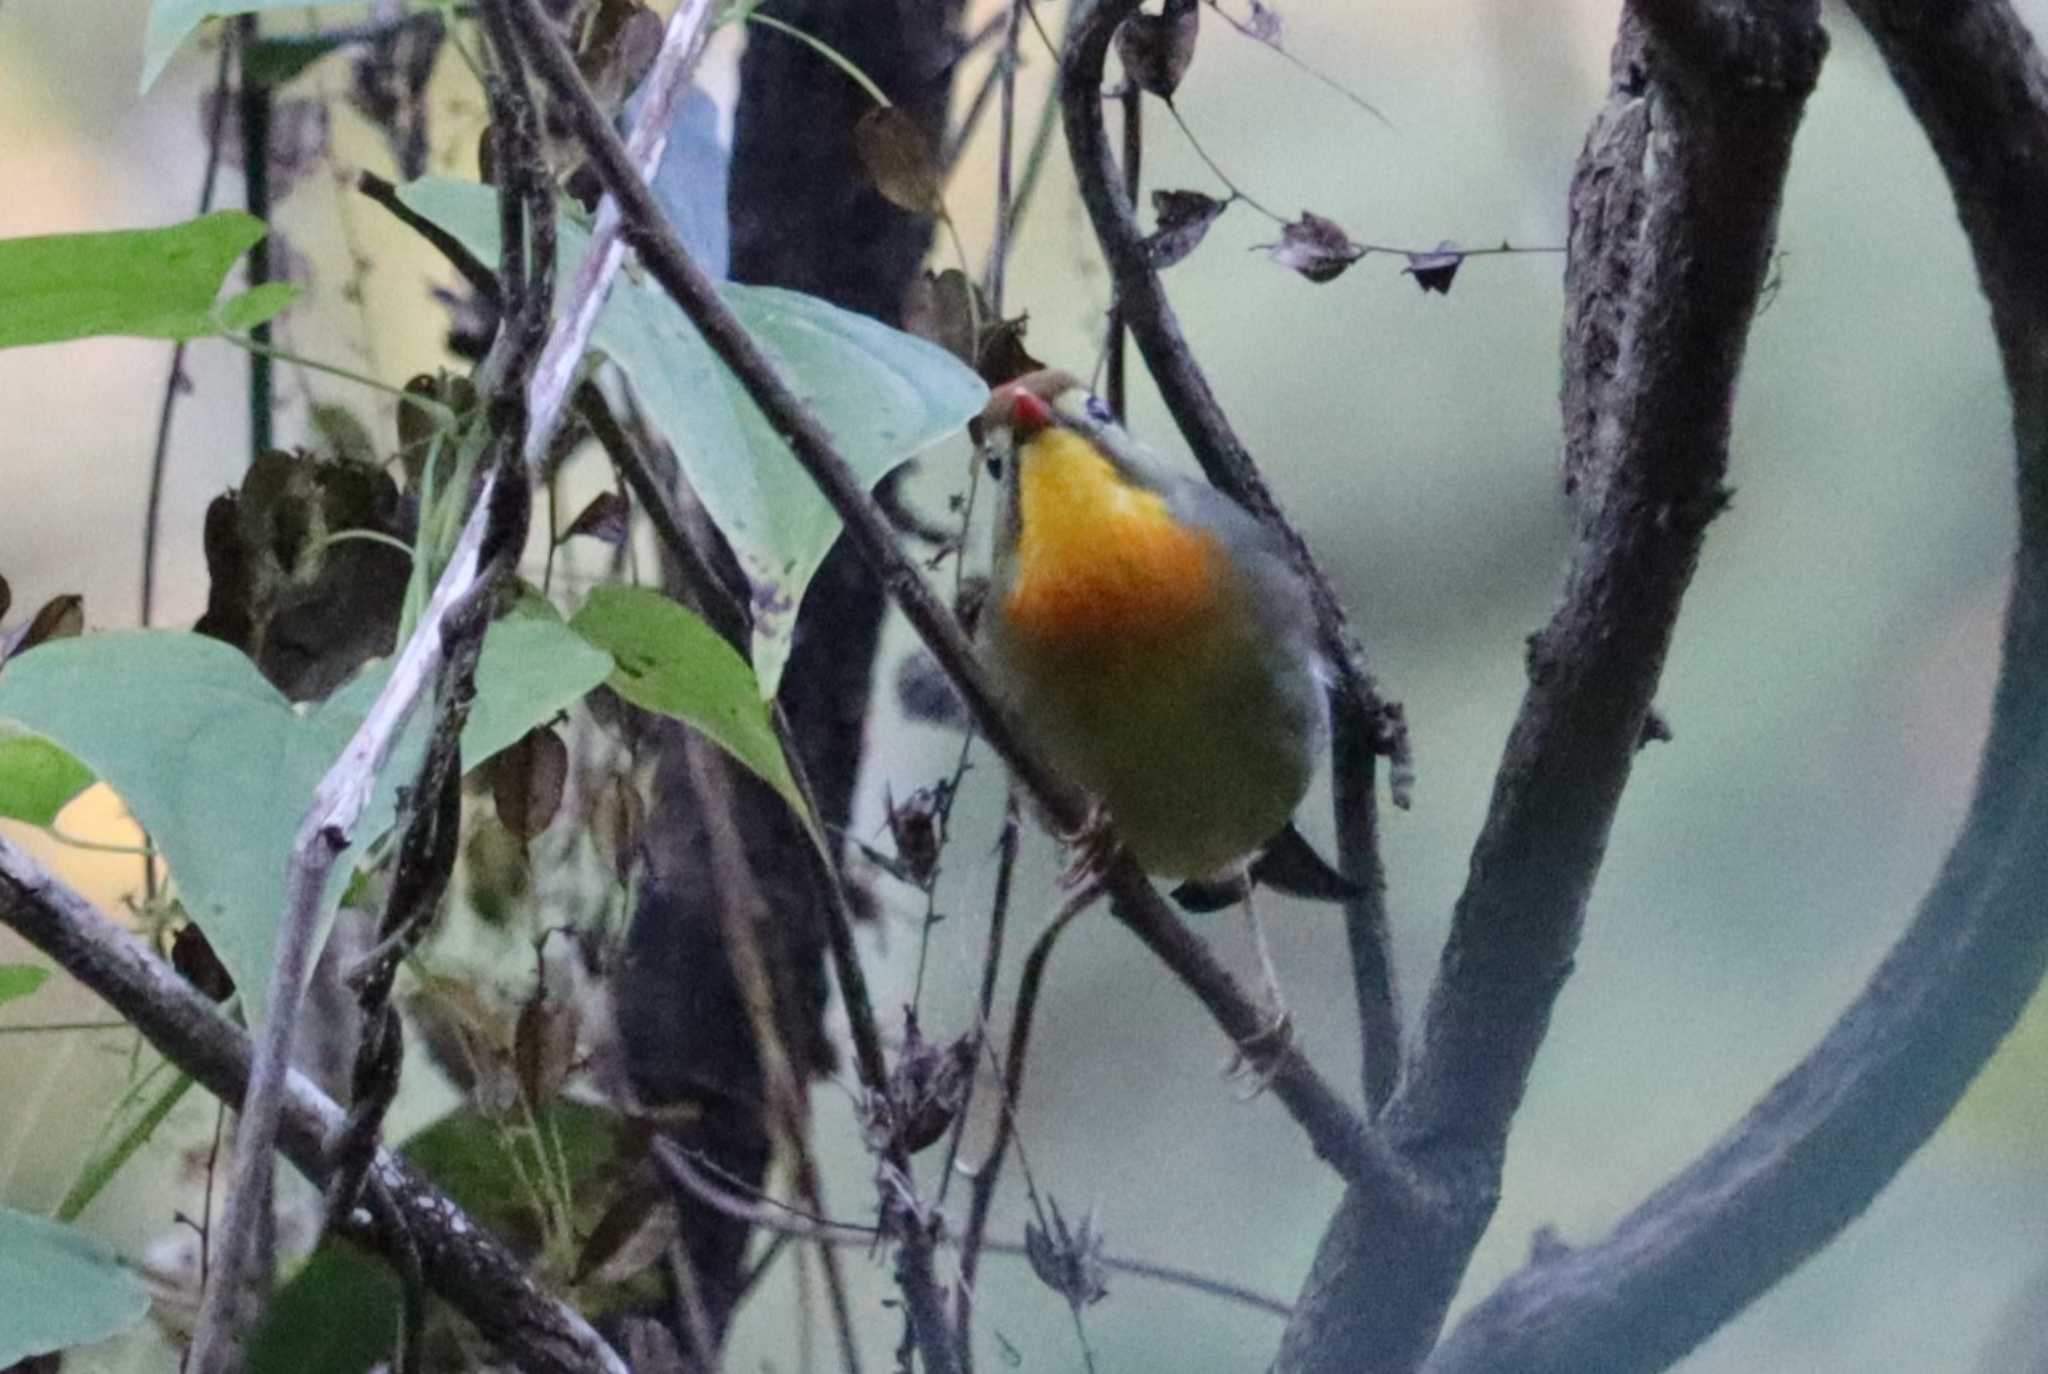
[1002,430,1224,652]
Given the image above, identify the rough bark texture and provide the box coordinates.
[614,0,961,1343]
[1274,5,1828,1370]
[1420,0,2048,1368]
[0,836,627,1374]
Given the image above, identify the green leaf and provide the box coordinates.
[0,618,611,1022]
[240,30,352,86]
[395,176,987,695]
[0,730,94,826]
[139,0,331,93]
[0,212,295,349]
[569,586,806,818]
[0,964,51,1006]
[0,1208,151,1365]
[248,1102,624,1374]
[216,281,301,334]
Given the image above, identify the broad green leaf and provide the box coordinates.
[568,586,805,818]
[0,729,93,825]
[0,964,50,1006]
[395,177,986,695]
[0,618,611,1021]
[249,1102,623,1374]
[140,0,331,92]
[0,213,298,349]
[0,1208,151,1365]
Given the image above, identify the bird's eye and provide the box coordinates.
[1084,395,1116,424]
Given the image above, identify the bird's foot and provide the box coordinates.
[1223,1010,1295,1100]
[1057,804,1120,889]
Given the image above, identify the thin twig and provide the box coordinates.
[142,35,235,633]
[680,732,866,1374]
[935,795,1020,1211]
[524,0,719,465]
[1104,81,1140,419]
[574,380,748,646]
[237,15,274,460]
[1161,99,1285,222]
[955,882,1098,1352]
[1201,0,1392,128]
[495,0,1383,1195]
[0,835,627,1374]
[658,1136,1295,1319]
[984,0,1026,314]
[1000,1,1072,245]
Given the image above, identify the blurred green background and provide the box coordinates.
[2,1,2044,1370]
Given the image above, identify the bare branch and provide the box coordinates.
[1420,0,2048,1367]
[0,836,627,1374]
[524,0,719,465]
[188,40,553,1364]
[488,0,1385,1192]
[956,882,1098,1346]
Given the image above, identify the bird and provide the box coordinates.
[975,369,1357,916]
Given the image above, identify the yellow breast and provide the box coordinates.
[1001,429,1225,652]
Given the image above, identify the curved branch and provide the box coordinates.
[1060,0,1404,1113]
[1426,0,2048,1368]
[0,836,627,1374]
[1275,4,1829,1370]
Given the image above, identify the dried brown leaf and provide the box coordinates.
[863,1013,977,1155]
[408,975,519,1111]
[1145,188,1228,268]
[977,314,1046,386]
[1264,210,1365,283]
[171,924,236,1003]
[561,490,632,547]
[904,269,1042,385]
[854,106,943,214]
[904,269,982,365]
[1024,1197,1110,1311]
[884,784,949,891]
[1402,241,1465,295]
[514,982,582,1110]
[1245,0,1283,43]
[1116,0,1201,99]
[586,771,646,886]
[10,595,84,660]
[492,725,569,841]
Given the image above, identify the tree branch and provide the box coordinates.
[0,836,627,1374]
[496,0,1387,1197]
[1273,4,1828,1370]
[188,38,553,1364]
[523,0,718,465]
[1059,0,1406,1116]
[1420,0,2048,1367]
